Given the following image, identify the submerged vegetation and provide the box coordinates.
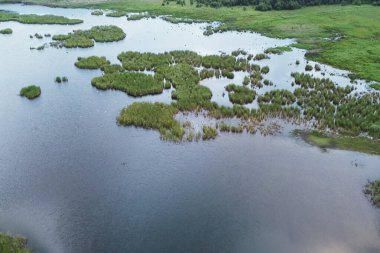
[0,10,82,24]
[20,85,41,99]
[0,28,12,34]
[0,233,32,253]
[52,25,126,48]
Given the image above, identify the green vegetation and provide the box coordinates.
[370,83,380,90]
[2,2,380,82]
[364,180,380,208]
[20,85,41,99]
[296,130,380,155]
[0,28,12,34]
[92,72,164,97]
[264,46,292,54]
[202,125,218,140]
[0,233,32,253]
[75,56,110,69]
[225,84,256,105]
[106,11,126,17]
[117,102,184,141]
[52,25,126,48]
[261,65,270,74]
[305,64,313,71]
[0,10,82,24]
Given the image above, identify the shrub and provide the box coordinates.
[75,56,110,69]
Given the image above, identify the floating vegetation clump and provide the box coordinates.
[162,16,201,24]
[0,11,82,24]
[225,84,256,105]
[91,72,164,97]
[75,56,110,69]
[0,28,12,34]
[52,25,126,48]
[261,66,270,74]
[305,64,313,71]
[258,89,296,106]
[254,53,267,61]
[117,102,184,141]
[20,85,41,99]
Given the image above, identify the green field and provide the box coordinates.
[1,0,379,82]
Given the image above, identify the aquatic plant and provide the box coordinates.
[370,83,380,90]
[105,11,126,17]
[91,72,164,97]
[315,64,321,71]
[75,56,110,69]
[62,76,68,82]
[52,25,126,48]
[202,125,218,140]
[0,233,32,253]
[0,11,83,25]
[55,76,62,83]
[305,64,313,71]
[127,14,152,20]
[264,46,292,55]
[20,85,41,99]
[0,28,12,34]
[225,84,256,105]
[254,53,267,60]
[364,180,380,208]
[261,66,270,74]
[117,102,184,141]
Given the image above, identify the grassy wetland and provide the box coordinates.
[1,3,380,253]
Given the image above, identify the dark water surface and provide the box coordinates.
[0,4,380,253]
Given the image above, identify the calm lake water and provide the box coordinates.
[0,4,380,253]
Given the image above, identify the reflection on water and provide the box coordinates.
[0,4,380,253]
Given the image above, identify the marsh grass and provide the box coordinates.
[91,72,164,97]
[0,233,32,253]
[225,84,256,105]
[91,10,104,16]
[0,11,82,24]
[75,56,110,69]
[370,83,380,90]
[20,85,41,99]
[264,46,292,55]
[0,28,12,34]
[364,180,380,208]
[202,125,218,140]
[52,25,126,48]
[117,102,184,141]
